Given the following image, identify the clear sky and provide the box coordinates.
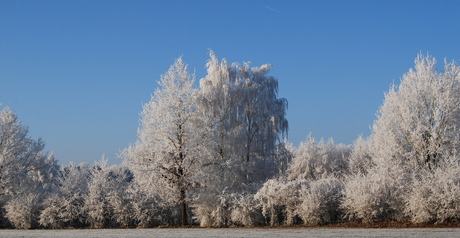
[1,0,460,166]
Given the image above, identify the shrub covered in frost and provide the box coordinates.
[341,164,407,223]
[192,195,225,227]
[229,192,263,226]
[348,135,373,175]
[296,177,343,225]
[84,159,134,228]
[405,159,460,223]
[39,163,91,228]
[192,190,256,227]
[130,185,160,228]
[255,177,344,226]
[4,193,42,229]
[287,135,350,181]
[255,179,306,226]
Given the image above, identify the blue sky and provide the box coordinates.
[1,0,460,165]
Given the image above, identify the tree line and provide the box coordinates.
[1,52,460,229]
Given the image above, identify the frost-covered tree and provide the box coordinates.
[341,164,408,222]
[253,133,352,227]
[229,192,263,227]
[254,177,344,226]
[122,57,202,226]
[235,62,288,166]
[192,51,289,227]
[254,179,306,226]
[4,193,41,229]
[404,158,460,223]
[348,135,373,175]
[84,159,112,228]
[371,54,460,170]
[84,158,134,228]
[39,163,91,228]
[199,50,237,163]
[286,135,350,181]
[296,177,343,225]
[342,54,460,223]
[199,50,289,183]
[105,165,134,227]
[0,106,59,228]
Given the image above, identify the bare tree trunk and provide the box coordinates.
[180,189,187,226]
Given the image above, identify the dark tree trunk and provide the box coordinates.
[180,189,187,226]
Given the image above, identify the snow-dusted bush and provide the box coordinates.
[255,179,306,226]
[342,164,407,223]
[296,177,343,225]
[128,177,181,228]
[253,137,349,227]
[193,190,262,227]
[130,184,160,228]
[287,135,350,181]
[404,169,437,223]
[106,166,134,227]
[85,160,110,228]
[84,159,134,228]
[348,135,373,175]
[229,193,263,227]
[192,191,232,227]
[4,193,41,229]
[405,159,460,223]
[429,162,460,223]
[191,200,216,227]
[39,163,91,228]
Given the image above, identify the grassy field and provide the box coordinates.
[1,227,460,238]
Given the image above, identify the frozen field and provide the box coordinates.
[1,228,460,238]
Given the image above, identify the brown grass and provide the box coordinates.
[166,221,460,229]
[303,221,460,229]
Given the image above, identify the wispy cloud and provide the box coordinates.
[265,5,288,18]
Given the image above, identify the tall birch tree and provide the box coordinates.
[199,50,289,184]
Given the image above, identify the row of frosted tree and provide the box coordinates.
[1,52,460,229]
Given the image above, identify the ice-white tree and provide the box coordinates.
[0,106,59,228]
[404,158,460,223]
[39,163,91,228]
[348,135,373,175]
[371,54,460,169]
[199,50,236,162]
[341,163,408,222]
[234,62,289,167]
[342,54,460,223]
[122,57,202,226]
[286,135,350,181]
[84,157,134,228]
[198,50,289,183]
[84,159,111,228]
[192,51,289,226]
[296,177,343,225]
[255,179,306,226]
[254,134,349,226]
[105,165,134,228]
